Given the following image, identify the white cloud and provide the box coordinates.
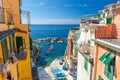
[39,2,45,6]
[65,4,87,7]
[82,14,95,17]
[24,2,45,7]
[31,19,80,24]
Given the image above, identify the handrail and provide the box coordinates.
[96,27,120,39]
[21,9,31,24]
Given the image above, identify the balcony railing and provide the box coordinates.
[21,10,30,24]
[95,24,119,39]
[116,1,120,9]
[95,24,120,46]
[15,47,27,60]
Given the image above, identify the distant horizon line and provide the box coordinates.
[30,24,80,25]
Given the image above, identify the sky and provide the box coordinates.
[21,0,116,24]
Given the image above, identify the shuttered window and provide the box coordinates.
[77,33,80,38]
[98,76,103,80]
[1,39,9,63]
[99,49,116,80]
[104,62,115,80]
[9,35,13,53]
[12,35,16,52]
[84,59,88,71]
[107,18,112,24]
[16,37,23,49]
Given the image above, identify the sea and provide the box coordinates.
[30,24,79,65]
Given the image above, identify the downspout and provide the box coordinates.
[90,64,93,80]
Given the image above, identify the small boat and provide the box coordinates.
[57,41,63,43]
[49,45,54,50]
[51,40,54,43]
[46,50,51,55]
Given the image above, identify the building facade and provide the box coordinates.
[0,0,32,80]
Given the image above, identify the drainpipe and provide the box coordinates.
[90,64,93,80]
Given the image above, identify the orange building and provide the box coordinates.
[92,2,120,80]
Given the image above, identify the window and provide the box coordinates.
[16,37,23,49]
[107,18,113,24]
[77,33,80,38]
[84,59,88,71]
[1,39,9,63]
[99,49,116,80]
[104,57,115,80]
[98,76,103,80]
[72,43,74,50]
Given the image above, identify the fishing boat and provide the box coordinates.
[49,45,54,50]
[46,50,51,55]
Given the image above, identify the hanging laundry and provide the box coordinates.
[85,30,91,44]
[2,68,8,79]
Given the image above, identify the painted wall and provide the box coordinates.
[77,52,92,80]
[15,32,32,80]
[93,43,120,80]
[0,35,19,80]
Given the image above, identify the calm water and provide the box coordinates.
[30,24,79,65]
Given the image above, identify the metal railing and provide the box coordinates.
[95,27,120,39]
[95,26,120,45]
[21,10,31,24]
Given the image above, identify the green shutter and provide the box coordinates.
[72,43,74,49]
[103,14,105,18]
[12,35,16,52]
[98,14,101,18]
[77,33,80,38]
[108,66,114,80]
[104,65,114,80]
[107,18,112,24]
[9,36,13,53]
[104,64,109,78]
[1,39,9,63]
[98,76,103,80]
[99,51,110,61]
[103,52,115,65]
[16,37,23,48]
[84,59,88,71]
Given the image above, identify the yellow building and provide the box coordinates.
[0,0,32,80]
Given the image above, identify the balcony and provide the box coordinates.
[95,24,120,46]
[15,47,27,60]
[116,1,120,9]
[20,10,30,25]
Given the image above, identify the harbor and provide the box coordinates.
[0,0,120,80]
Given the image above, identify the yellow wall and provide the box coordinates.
[15,32,32,80]
[0,36,18,80]
[0,0,32,80]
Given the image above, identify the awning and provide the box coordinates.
[0,29,18,40]
[99,50,116,64]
